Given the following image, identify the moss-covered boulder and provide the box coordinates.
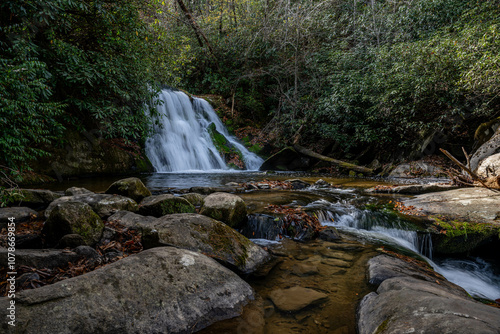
[45,194,138,219]
[429,218,499,255]
[105,177,152,202]
[181,192,205,207]
[7,189,62,210]
[200,192,247,228]
[65,187,93,196]
[43,202,104,246]
[138,194,195,217]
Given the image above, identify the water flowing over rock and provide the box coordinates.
[145,89,263,172]
[0,247,254,334]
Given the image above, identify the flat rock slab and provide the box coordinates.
[366,183,459,195]
[0,207,37,228]
[269,286,328,312]
[0,247,254,334]
[404,188,500,222]
[0,248,80,269]
[357,254,500,334]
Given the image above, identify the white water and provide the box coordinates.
[145,89,263,172]
[309,200,500,300]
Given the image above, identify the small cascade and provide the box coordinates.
[308,199,500,300]
[145,89,263,172]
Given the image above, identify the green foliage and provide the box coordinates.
[0,0,164,172]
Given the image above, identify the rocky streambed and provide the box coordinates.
[1,175,500,333]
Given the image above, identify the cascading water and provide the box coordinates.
[145,89,263,172]
[306,199,500,300]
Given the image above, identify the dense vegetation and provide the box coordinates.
[1,0,499,175]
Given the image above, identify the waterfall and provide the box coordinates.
[145,89,264,172]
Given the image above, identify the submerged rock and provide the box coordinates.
[357,254,500,334]
[43,202,104,246]
[105,177,152,202]
[45,193,138,219]
[0,247,254,334]
[200,192,247,228]
[138,194,195,217]
[269,286,328,312]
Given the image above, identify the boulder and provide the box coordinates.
[65,187,93,196]
[357,254,500,334]
[105,177,152,202]
[0,247,254,334]
[56,234,86,249]
[200,192,247,228]
[107,211,158,246]
[471,126,500,172]
[285,179,311,190]
[388,161,445,178]
[240,214,283,240]
[180,192,205,207]
[7,189,62,210]
[476,152,500,178]
[268,286,328,312]
[0,206,37,229]
[143,213,271,274]
[259,147,312,171]
[43,202,104,246]
[138,194,195,217]
[318,227,341,241]
[0,248,80,269]
[45,193,138,219]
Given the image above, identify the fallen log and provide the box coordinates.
[439,148,492,190]
[292,144,373,174]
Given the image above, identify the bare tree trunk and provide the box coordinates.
[175,0,216,56]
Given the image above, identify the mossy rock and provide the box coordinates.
[139,194,195,217]
[43,202,104,246]
[199,192,247,228]
[105,177,152,202]
[430,217,499,255]
[180,193,205,207]
[8,189,62,210]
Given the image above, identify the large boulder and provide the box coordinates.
[200,192,247,228]
[45,193,138,219]
[0,247,254,334]
[105,177,151,202]
[137,213,270,274]
[138,194,195,217]
[7,189,62,210]
[181,192,205,207]
[476,152,500,179]
[357,255,500,334]
[471,126,500,172]
[0,207,37,229]
[43,202,104,246]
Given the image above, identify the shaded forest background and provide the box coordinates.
[1,0,499,175]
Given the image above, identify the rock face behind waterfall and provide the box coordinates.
[145,89,263,172]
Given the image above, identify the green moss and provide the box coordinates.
[159,200,195,215]
[375,318,390,334]
[430,216,499,254]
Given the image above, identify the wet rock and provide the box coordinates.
[0,247,254,334]
[6,189,62,210]
[43,202,104,246]
[318,227,341,241]
[256,182,271,189]
[146,213,271,275]
[190,186,238,195]
[366,183,459,194]
[65,187,93,196]
[314,179,331,187]
[56,234,86,249]
[105,177,152,202]
[180,192,205,207]
[200,192,247,228]
[45,193,138,219]
[389,161,445,178]
[0,207,37,229]
[240,214,282,240]
[0,249,80,269]
[357,254,500,334]
[269,286,328,312]
[285,179,311,190]
[476,152,500,178]
[138,194,195,217]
